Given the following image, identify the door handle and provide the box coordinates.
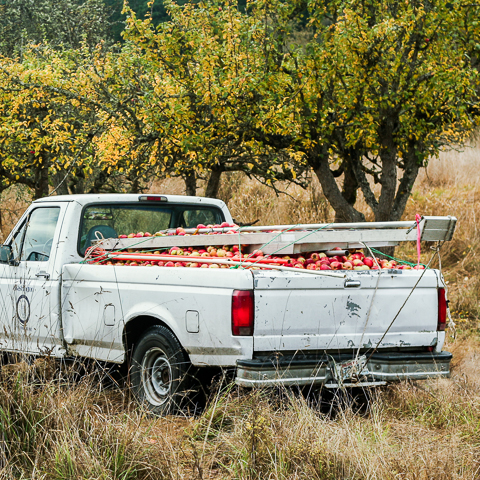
[35,271,50,280]
[344,279,361,288]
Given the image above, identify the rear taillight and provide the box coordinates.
[438,287,447,331]
[232,290,254,336]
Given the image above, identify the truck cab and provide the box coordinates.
[0,194,231,357]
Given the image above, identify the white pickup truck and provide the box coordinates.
[0,194,454,413]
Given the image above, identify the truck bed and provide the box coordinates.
[61,264,443,367]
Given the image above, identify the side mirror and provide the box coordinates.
[0,245,14,264]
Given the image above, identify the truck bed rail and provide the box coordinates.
[97,216,457,255]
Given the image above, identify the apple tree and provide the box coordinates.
[0,0,113,57]
[118,0,479,216]
[226,0,480,222]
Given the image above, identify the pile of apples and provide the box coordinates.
[99,245,424,270]
[117,223,240,239]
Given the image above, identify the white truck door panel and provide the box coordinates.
[0,263,18,349]
[0,204,67,356]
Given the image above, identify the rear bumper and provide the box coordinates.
[235,351,452,388]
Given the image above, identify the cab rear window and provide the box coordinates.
[78,203,224,255]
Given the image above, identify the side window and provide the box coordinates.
[17,208,60,262]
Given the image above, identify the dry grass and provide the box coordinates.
[1,145,480,478]
[1,341,480,479]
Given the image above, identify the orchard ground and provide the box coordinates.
[0,145,479,478]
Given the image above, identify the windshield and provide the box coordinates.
[78,203,224,255]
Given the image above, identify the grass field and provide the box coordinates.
[0,146,479,478]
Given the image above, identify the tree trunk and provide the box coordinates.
[309,148,365,223]
[375,147,397,222]
[69,167,85,194]
[205,167,223,198]
[335,160,359,223]
[390,152,421,221]
[185,172,196,196]
[34,154,49,199]
[53,171,70,196]
[88,169,109,194]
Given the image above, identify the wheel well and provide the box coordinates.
[123,316,176,359]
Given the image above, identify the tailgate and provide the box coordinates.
[252,269,440,352]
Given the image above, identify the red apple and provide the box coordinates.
[342,261,353,270]
[119,234,128,239]
[352,259,364,267]
[363,257,374,268]
[135,232,144,237]
[165,261,175,267]
[319,264,332,270]
[330,261,342,270]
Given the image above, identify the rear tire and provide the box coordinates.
[131,325,190,415]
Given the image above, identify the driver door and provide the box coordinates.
[4,205,66,355]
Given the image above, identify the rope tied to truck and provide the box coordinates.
[364,240,455,365]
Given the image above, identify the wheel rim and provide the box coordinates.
[141,347,173,406]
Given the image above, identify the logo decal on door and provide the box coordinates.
[16,295,30,325]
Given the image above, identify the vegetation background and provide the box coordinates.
[0,0,479,477]
[0,142,478,480]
